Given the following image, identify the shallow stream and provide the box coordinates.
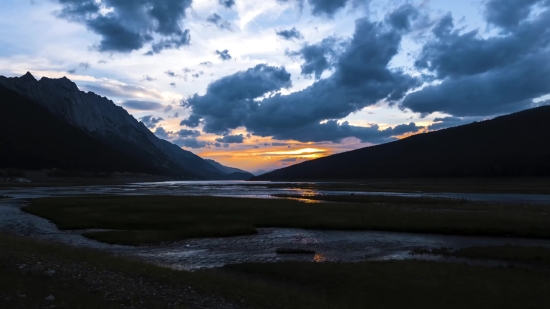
[1,181,550,270]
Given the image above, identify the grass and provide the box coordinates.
[23,195,550,245]
[2,233,550,309]
[260,177,550,194]
[452,246,550,266]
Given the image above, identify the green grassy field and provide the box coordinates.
[23,195,550,245]
[2,233,550,309]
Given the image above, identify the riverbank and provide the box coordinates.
[23,195,550,246]
[2,232,550,309]
[259,178,550,194]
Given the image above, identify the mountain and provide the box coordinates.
[0,73,239,179]
[0,85,158,175]
[205,159,253,178]
[252,106,550,181]
[205,159,253,180]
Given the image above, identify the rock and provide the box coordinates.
[45,295,55,301]
[275,248,315,254]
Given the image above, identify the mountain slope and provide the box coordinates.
[0,73,228,179]
[253,106,550,180]
[205,159,253,180]
[0,85,161,174]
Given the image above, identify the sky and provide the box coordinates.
[0,0,549,174]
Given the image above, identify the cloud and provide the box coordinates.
[215,134,245,143]
[403,1,550,117]
[271,142,287,146]
[79,62,91,70]
[218,0,235,9]
[53,0,192,54]
[385,4,420,31]
[154,126,172,138]
[277,0,353,17]
[200,61,213,67]
[206,13,232,31]
[164,105,173,113]
[286,37,345,79]
[121,100,164,111]
[182,6,423,143]
[215,49,232,61]
[182,64,292,134]
[142,75,156,82]
[139,115,164,129]
[165,70,179,77]
[308,0,349,17]
[174,137,210,148]
[484,0,542,31]
[280,158,297,162]
[170,82,176,87]
[67,69,77,74]
[180,114,202,127]
[177,129,201,137]
[276,27,303,40]
[82,82,166,101]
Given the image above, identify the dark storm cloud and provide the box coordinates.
[53,0,192,54]
[139,115,164,129]
[286,37,344,79]
[207,13,232,30]
[180,114,202,127]
[403,1,550,117]
[215,49,232,60]
[277,0,353,17]
[484,0,543,31]
[154,126,172,138]
[218,0,235,9]
[121,100,164,111]
[182,64,292,134]
[177,129,201,137]
[309,0,349,17]
[215,134,245,143]
[182,5,424,143]
[386,4,419,31]
[255,121,422,144]
[174,137,209,148]
[276,27,303,40]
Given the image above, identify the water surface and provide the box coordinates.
[1,181,550,270]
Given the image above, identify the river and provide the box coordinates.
[1,181,550,270]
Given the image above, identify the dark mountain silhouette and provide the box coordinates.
[0,73,246,179]
[205,160,253,180]
[0,85,163,175]
[253,106,550,180]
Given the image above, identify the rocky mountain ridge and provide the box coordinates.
[0,73,250,180]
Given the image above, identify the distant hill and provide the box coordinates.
[0,85,159,175]
[252,106,550,181]
[205,160,253,180]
